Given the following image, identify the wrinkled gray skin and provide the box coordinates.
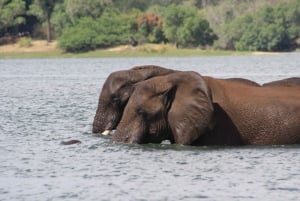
[112,71,300,145]
[92,65,175,134]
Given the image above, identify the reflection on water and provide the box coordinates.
[0,54,300,201]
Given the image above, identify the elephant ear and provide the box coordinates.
[166,72,214,145]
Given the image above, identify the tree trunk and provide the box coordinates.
[46,11,51,43]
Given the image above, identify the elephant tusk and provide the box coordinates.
[101,130,112,136]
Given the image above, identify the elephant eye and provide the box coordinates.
[137,108,145,116]
[111,95,121,105]
[137,108,151,119]
[137,107,157,121]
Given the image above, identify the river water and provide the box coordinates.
[0,53,300,201]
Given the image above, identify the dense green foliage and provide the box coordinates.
[58,9,135,51]
[136,5,217,48]
[0,0,299,52]
[217,0,300,51]
[58,4,218,51]
[0,0,26,35]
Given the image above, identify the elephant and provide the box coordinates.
[112,71,300,145]
[92,64,298,137]
[92,65,175,134]
[92,65,263,135]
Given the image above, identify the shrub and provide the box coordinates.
[17,37,32,47]
[58,9,135,52]
[161,5,217,48]
[58,18,97,52]
[236,4,299,51]
[178,14,217,48]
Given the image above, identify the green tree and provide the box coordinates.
[58,8,135,52]
[182,0,220,8]
[161,5,217,47]
[29,0,59,42]
[94,8,135,47]
[0,0,26,36]
[161,5,193,47]
[50,1,71,37]
[65,0,112,23]
[58,17,98,52]
[178,13,217,47]
[215,0,300,51]
[236,3,300,51]
[217,14,253,50]
[112,0,149,12]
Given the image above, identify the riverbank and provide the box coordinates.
[0,40,279,58]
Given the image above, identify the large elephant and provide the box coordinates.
[112,71,300,145]
[92,66,262,135]
[92,65,175,134]
[92,64,298,136]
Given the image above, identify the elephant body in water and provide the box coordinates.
[112,71,300,146]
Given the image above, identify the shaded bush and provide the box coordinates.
[160,5,217,48]
[236,5,299,51]
[58,20,97,52]
[178,13,217,48]
[58,9,135,52]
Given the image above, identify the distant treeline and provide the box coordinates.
[1,0,299,52]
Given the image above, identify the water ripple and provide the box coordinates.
[1,56,300,201]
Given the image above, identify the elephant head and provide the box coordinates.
[112,71,214,145]
[92,65,175,134]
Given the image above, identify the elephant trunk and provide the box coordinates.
[92,114,104,133]
[92,113,117,134]
[112,119,145,144]
[92,104,111,133]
